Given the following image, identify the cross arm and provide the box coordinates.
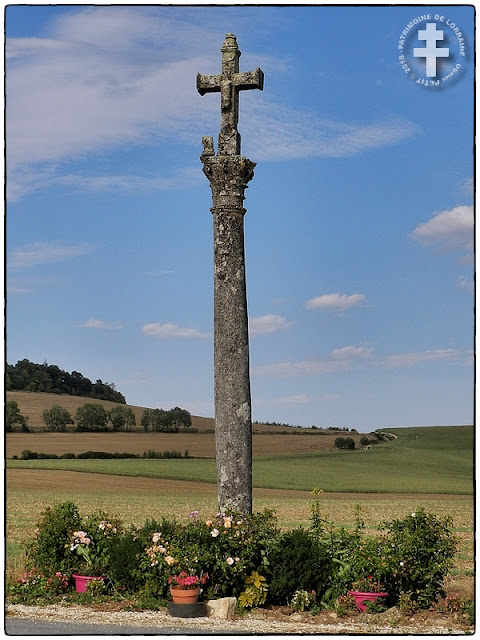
[233,68,264,92]
[197,73,222,95]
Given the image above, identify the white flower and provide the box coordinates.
[400,561,404,566]
[152,533,161,543]
[226,557,234,565]
[211,528,219,538]
[411,512,416,517]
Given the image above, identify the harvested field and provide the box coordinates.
[6,431,356,459]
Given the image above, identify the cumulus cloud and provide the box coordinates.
[6,6,418,200]
[305,293,366,311]
[411,205,473,252]
[9,241,92,269]
[83,318,123,330]
[142,322,210,339]
[249,314,293,336]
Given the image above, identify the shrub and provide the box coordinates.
[26,502,81,574]
[334,437,355,450]
[267,528,329,604]
[238,571,268,609]
[380,509,457,610]
[105,532,146,593]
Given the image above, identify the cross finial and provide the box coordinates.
[197,34,264,155]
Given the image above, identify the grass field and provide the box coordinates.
[5,421,474,600]
[7,425,473,494]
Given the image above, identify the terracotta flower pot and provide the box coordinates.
[170,586,201,604]
[72,573,106,593]
[348,590,388,612]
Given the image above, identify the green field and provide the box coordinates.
[7,426,473,494]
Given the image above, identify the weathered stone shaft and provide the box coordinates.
[201,150,255,513]
[213,205,252,513]
[197,34,263,515]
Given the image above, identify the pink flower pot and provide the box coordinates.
[170,586,201,604]
[72,573,106,593]
[349,590,388,612]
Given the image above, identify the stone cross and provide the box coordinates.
[197,34,264,514]
[197,33,264,156]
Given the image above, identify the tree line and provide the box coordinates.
[6,400,192,433]
[6,359,126,404]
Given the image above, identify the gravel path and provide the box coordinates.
[5,603,471,635]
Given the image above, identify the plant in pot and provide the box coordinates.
[168,571,209,604]
[70,520,117,593]
[349,576,388,612]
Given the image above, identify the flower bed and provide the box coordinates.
[7,497,469,620]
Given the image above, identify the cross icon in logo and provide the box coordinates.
[413,22,450,77]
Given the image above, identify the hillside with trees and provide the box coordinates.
[6,359,126,404]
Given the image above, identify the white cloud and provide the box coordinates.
[83,318,123,330]
[6,7,418,200]
[249,314,293,336]
[456,275,474,292]
[9,241,92,269]
[254,344,372,378]
[270,393,310,406]
[412,205,473,252]
[330,345,374,360]
[305,293,366,311]
[249,103,418,162]
[382,349,462,369]
[142,322,210,339]
[254,345,465,378]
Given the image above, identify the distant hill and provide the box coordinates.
[6,390,363,435]
[6,359,126,404]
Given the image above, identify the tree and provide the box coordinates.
[334,436,355,450]
[151,408,171,432]
[109,406,136,431]
[75,404,108,431]
[141,409,151,431]
[170,407,192,431]
[42,405,74,431]
[6,401,29,432]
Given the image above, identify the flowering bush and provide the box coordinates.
[290,589,317,612]
[69,513,120,576]
[168,571,208,590]
[135,508,278,601]
[379,509,457,610]
[351,576,386,593]
[9,569,69,601]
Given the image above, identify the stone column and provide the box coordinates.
[201,144,255,513]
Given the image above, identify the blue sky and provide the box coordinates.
[6,5,474,431]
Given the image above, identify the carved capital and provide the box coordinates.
[201,154,256,210]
